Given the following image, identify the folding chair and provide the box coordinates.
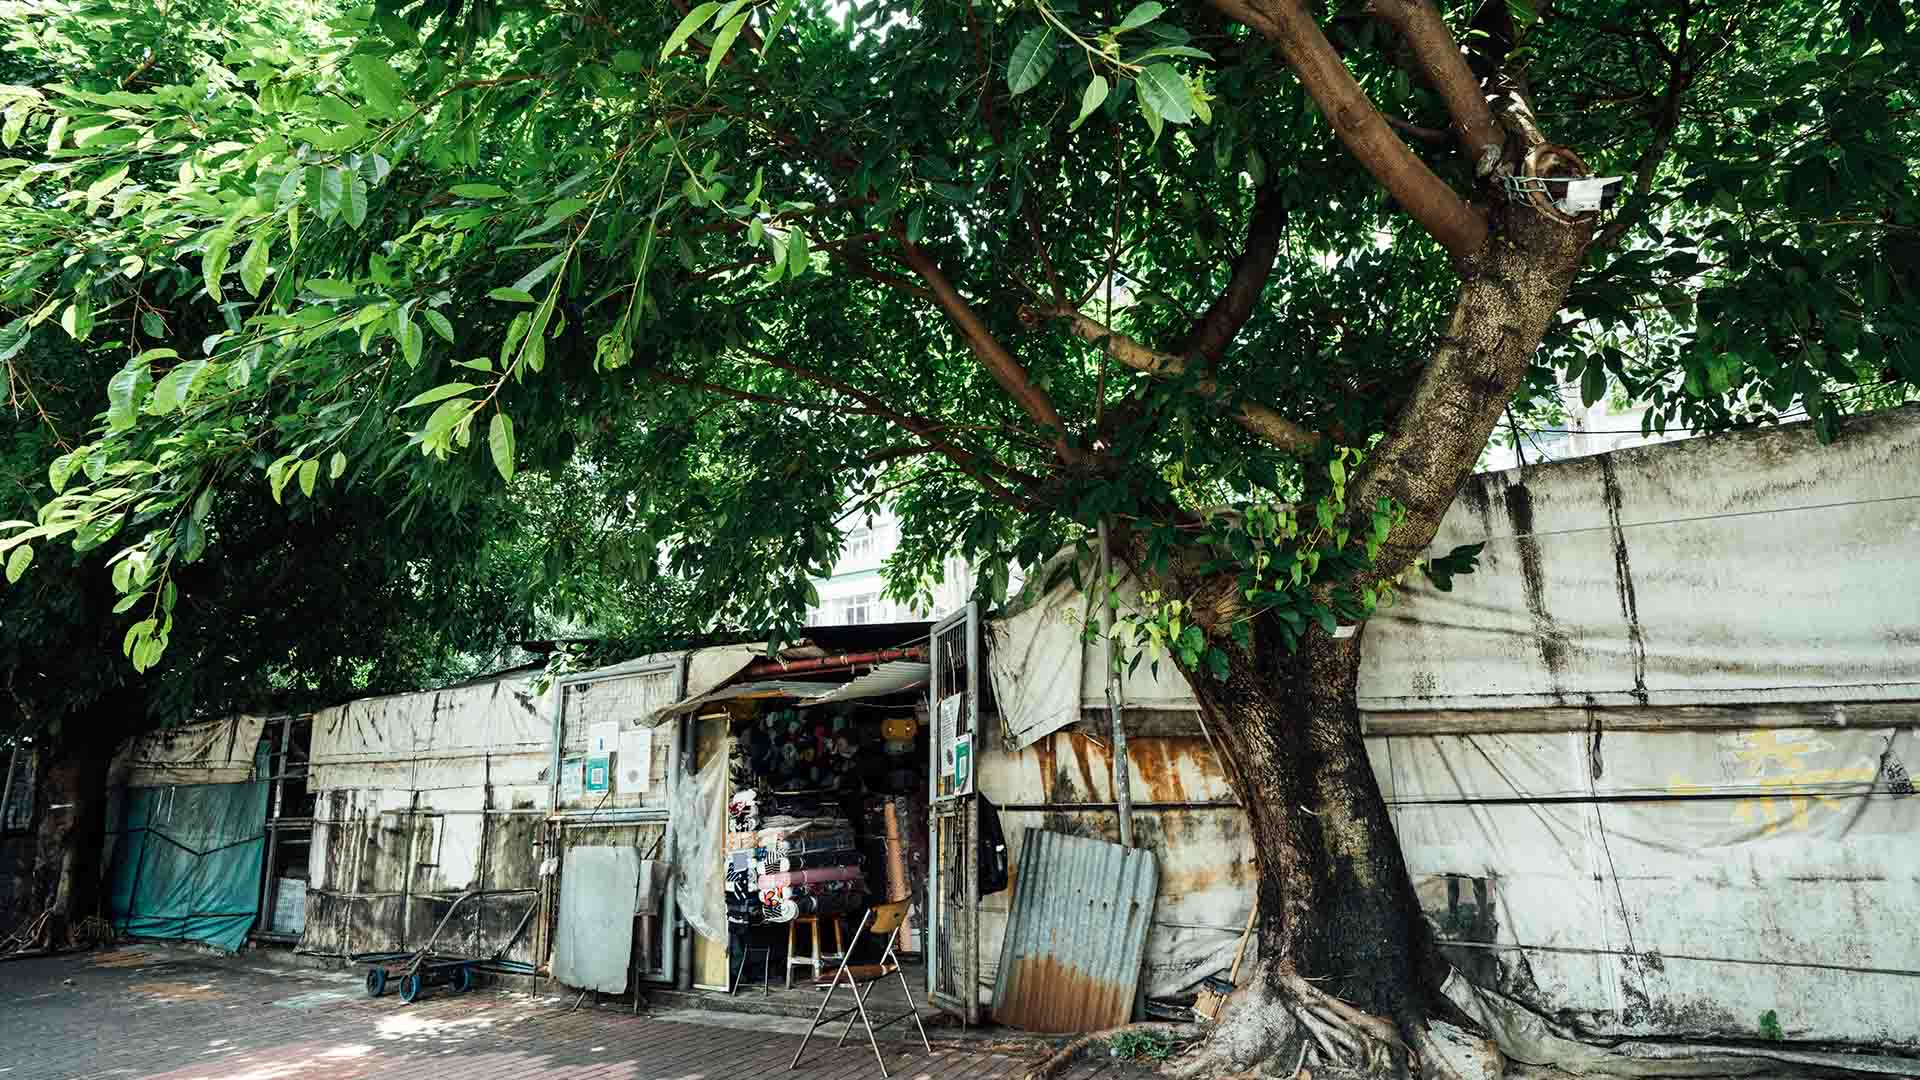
[789,900,931,1078]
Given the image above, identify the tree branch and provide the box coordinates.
[641,369,881,415]
[1367,0,1503,175]
[897,244,1085,464]
[1034,305,1322,455]
[1385,114,1451,145]
[1207,0,1489,259]
[736,345,1040,509]
[1182,185,1288,363]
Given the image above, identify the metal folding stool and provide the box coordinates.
[789,900,931,1078]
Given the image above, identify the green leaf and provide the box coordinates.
[785,226,810,279]
[298,458,319,498]
[707,11,751,83]
[451,183,510,199]
[489,287,537,303]
[330,451,347,480]
[107,362,149,431]
[305,278,357,299]
[488,412,515,482]
[1007,26,1055,96]
[514,252,566,294]
[239,232,271,296]
[611,50,648,74]
[1072,76,1109,131]
[5,544,31,584]
[1581,361,1607,407]
[1117,2,1164,31]
[662,1,723,60]
[314,165,346,219]
[395,309,423,365]
[1136,64,1195,123]
[402,382,478,409]
[203,228,233,302]
[150,359,206,415]
[59,299,93,341]
[423,309,455,343]
[350,54,407,114]
[343,174,369,228]
[762,0,799,54]
[0,320,25,363]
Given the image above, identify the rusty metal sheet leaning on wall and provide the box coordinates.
[975,727,1256,1001]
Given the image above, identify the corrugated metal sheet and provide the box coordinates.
[657,664,932,719]
[993,829,1158,1033]
[807,660,929,704]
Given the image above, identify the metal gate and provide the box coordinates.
[926,603,982,1024]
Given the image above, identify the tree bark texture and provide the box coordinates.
[1143,208,1593,1075]
[30,737,115,946]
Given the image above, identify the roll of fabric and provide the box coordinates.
[757,865,866,888]
[881,798,911,902]
[758,850,862,873]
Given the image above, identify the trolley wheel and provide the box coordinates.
[365,967,388,998]
[399,972,424,1004]
[455,965,476,993]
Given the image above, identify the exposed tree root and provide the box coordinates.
[1021,1022,1193,1080]
[1162,958,1498,1080]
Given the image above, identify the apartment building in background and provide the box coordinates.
[805,509,977,627]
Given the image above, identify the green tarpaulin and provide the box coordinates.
[107,742,269,952]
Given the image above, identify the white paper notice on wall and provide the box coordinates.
[559,757,586,801]
[618,728,653,792]
[588,721,619,755]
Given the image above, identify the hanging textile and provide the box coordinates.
[106,747,270,952]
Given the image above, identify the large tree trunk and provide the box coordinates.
[28,736,117,948]
[1153,207,1593,1077]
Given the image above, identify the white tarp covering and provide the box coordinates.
[308,669,551,800]
[988,558,1199,751]
[301,670,553,960]
[974,407,1920,1056]
[112,714,267,787]
[1359,406,1920,714]
[1384,723,1919,1057]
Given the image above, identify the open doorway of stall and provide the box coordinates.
[666,652,935,1019]
[254,714,314,944]
[925,601,985,1025]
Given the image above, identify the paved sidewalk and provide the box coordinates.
[0,947,1133,1080]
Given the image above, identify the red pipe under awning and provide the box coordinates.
[739,646,926,677]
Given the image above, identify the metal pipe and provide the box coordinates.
[738,646,925,677]
[1097,520,1134,848]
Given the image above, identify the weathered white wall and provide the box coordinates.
[301,670,552,961]
[980,406,1920,1057]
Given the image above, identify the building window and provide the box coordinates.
[841,592,880,625]
[1,747,34,834]
[844,527,876,566]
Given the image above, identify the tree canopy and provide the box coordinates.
[0,0,711,742]
[1,0,1910,678]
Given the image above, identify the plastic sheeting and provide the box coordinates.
[670,749,728,942]
[1385,723,1920,1056]
[987,556,1201,751]
[112,715,268,787]
[107,744,269,952]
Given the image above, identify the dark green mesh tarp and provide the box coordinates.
[107,743,269,952]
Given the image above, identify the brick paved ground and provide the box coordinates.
[0,947,1148,1080]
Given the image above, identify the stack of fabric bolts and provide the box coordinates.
[724,790,867,925]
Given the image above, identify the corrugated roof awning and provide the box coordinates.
[653,662,930,722]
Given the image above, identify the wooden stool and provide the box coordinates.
[785,915,845,989]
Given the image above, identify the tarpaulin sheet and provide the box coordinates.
[107,742,269,953]
[987,555,1201,751]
